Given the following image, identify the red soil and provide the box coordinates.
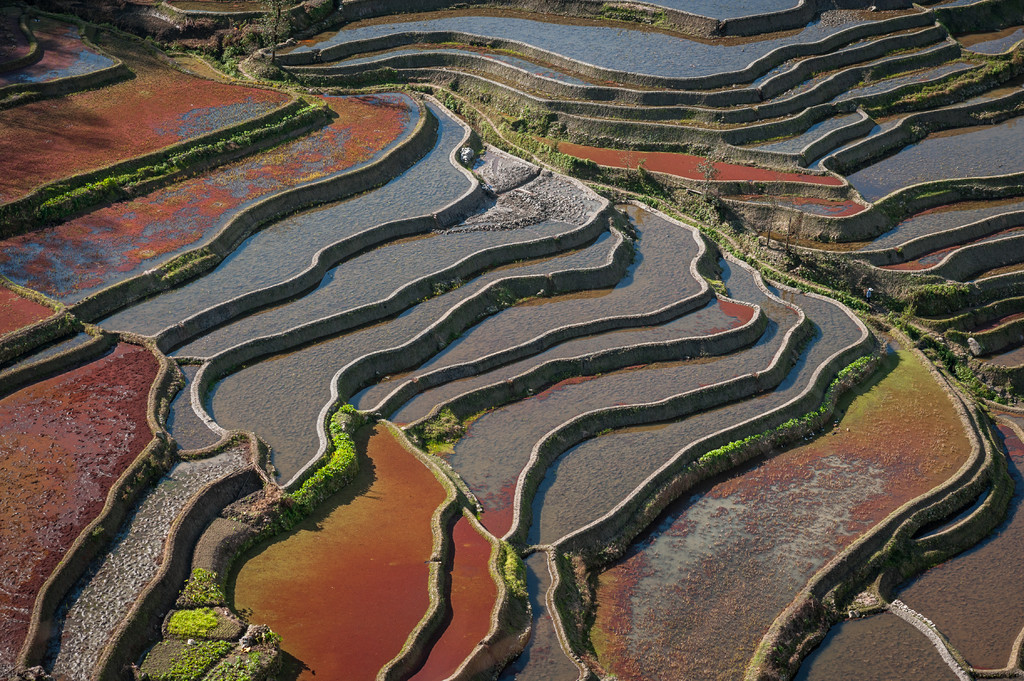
[594,350,971,681]
[0,343,158,671]
[0,287,52,336]
[0,94,414,299]
[883,226,1024,272]
[718,298,756,326]
[232,425,448,681]
[555,141,845,186]
[0,34,289,203]
[410,516,497,680]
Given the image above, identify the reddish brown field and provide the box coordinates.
[232,425,448,681]
[410,516,497,680]
[0,33,289,203]
[0,11,30,65]
[0,343,158,671]
[593,350,971,681]
[0,287,51,336]
[555,141,846,186]
[0,93,414,299]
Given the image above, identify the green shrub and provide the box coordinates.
[168,608,219,638]
[178,568,226,608]
[286,404,362,515]
[420,408,465,449]
[501,541,528,599]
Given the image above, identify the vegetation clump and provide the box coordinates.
[177,568,227,608]
[167,608,219,638]
[418,407,465,454]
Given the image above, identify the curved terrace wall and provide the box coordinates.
[0,95,323,234]
[65,96,436,325]
[365,216,721,419]
[746,344,1000,680]
[0,13,42,74]
[0,16,130,109]
[16,339,178,671]
[554,275,870,558]
[279,12,935,92]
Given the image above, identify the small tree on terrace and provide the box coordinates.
[696,148,721,197]
[261,0,291,61]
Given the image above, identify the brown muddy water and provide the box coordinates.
[794,613,961,680]
[231,425,447,681]
[897,421,1024,670]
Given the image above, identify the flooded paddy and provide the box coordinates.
[863,196,1024,251]
[794,613,960,681]
[0,17,114,85]
[882,225,1024,271]
[0,33,290,203]
[0,286,50,336]
[166,364,220,451]
[231,425,447,681]
[0,344,157,673]
[297,10,881,81]
[727,194,866,217]
[555,140,844,185]
[833,62,977,103]
[848,115,1024,202]
[592,349,971,681]
[173,219,579,358]
[0,10,30,65]
[749,113,863,154]
[443,261,793,538]
[47,447,247,680]
[498,552,578,681]
[98,99,463,337]
[409,516,496,680]
[0,94,417,301]
[959,25,1024,54]
[897,421,1024,670]
[378,298,755,425]
[210,232,618,483]
[359,205,701,414]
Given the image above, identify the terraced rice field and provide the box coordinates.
[0,344,157,673]
[2,0,1022,679]
[0,32,289,203]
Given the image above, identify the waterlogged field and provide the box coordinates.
[0,32,289,203]
[592,349,970,681]
[0,344,157,672]
[2,0,1020,678]
[0,93,417,300]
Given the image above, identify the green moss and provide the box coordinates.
[168,608,219,638]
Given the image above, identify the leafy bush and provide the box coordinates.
[286,404,362,515]
[178,568,226,608]
[420,408,464,449]
[501,541,528,599]
[168,608,219,638]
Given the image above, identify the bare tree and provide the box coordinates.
[262,0,290,61]
[696,151,720,197]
